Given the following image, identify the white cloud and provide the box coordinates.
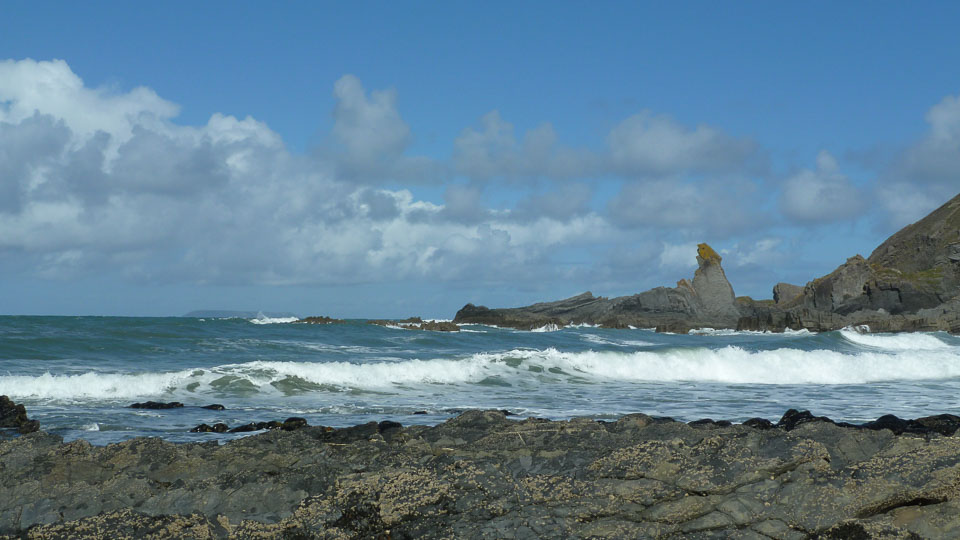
[608,178,762,234]
[452,111,597,181]
[608,111,759,176]
[875,93,960,226]
[779,150,866,224]
[0,59,618,288]
[659,242,699,271]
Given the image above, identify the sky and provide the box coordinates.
[1,2,960,317]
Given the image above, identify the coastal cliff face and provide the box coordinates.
[456,192,960,334]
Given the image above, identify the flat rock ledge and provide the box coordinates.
[4,411,960,539]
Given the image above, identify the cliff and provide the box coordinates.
[455,192,960,333]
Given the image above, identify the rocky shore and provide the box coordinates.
[455,192,960,334]
[4,396,960,538]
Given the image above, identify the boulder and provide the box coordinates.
[0,395,39,434]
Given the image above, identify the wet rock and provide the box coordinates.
[0,395,39,434]
[281,417,309,431]
[689,418,732,428]
[368,317,461,332]
[201,404,226,410]
[743,417,775,430]
[777,409,835,431]
[228,421,282,433]
[295,315,346,324]
[7,409,960,538]
[130,401,184,409]
[190,423,229,433]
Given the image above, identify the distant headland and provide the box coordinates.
[455,192,960,334]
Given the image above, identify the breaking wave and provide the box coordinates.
[248,316,299,325]
[5,343,960,401]
[838,327,950,351]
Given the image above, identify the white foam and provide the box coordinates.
[6,342,960,401]
[839,327,951,351]
[689,327,812,337]
[0,369,196,400]
[531,324,561,333]
[249,317,299,325]
[82,423,100,431]
[581,334,654,347]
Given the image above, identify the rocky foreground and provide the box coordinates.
[5,407,960,539]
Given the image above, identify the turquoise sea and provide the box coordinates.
[3,315,960,445]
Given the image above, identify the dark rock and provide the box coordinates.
[227,421,282,433]
[190,423,228,433]
[861,414,916,435]
[778,409,836,431]
[0,395,37,433]
[413,410,428,415]
[743,417,774,430]
[689,418,732,428]
[281,417,309,431]
[914,413,960,436]
[367,317,460,332]
[201,404,226,410]
[377,420,402,433]
[130,401,184,409]
[295,315,346,324]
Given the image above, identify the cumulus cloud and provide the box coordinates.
[607,112,760,176]
[323,74,441,183]
[607,178,763,234]
[875,94,960,226]
[452,111,597,181]
[451,109,760,183]
[779,150,866,224]
[0,59,618,288]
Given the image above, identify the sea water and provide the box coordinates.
[2,315,960,445]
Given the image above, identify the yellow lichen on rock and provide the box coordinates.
[697,243,722,264]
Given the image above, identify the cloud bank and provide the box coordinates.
[1,58,958,304]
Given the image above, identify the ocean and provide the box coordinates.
[2,315,960,445]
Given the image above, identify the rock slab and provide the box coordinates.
[5,410,960,538]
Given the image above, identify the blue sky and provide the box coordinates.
[2,3,960,317]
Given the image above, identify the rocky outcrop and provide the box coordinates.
[7,410,960,538]
[368,317,460,332]
[455,243,741,332]
[457,192,960,334]
[0,396,38,434]
[295,316,346,324]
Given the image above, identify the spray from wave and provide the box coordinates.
[4,341,960,401]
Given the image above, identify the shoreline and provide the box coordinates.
[4,402,960,538]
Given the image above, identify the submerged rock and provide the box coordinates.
[368,317,461,332]
[130,401,184,409]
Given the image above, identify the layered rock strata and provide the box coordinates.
[7,409,960,538]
